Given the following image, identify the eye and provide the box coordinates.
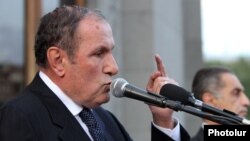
[95,50,103,56]
[94,48,106,57]
[231,89,241,97]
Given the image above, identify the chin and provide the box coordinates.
[240,113,247,118]
[94,95,110,107]
[102,95,110,103]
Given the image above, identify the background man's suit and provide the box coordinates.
[0,73,190,141]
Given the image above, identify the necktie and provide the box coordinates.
[79,108,105,141]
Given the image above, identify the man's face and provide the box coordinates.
[63,17,118,108]
[213,73,250,117]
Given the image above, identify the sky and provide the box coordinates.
[201,0,250,61]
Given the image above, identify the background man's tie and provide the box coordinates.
[79,108,105,141]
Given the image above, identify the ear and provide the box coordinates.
[202,92,217,106]
[47,47,66,77]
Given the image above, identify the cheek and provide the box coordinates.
[214,98,230,110]
[75,59,100,77]
[217,99,238,112]
[75,65,102,93]
[82,65,101,82]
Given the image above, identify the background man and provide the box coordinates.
[191,67,250,141]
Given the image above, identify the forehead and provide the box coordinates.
[221,73,243,89]
[73,16,115,52]
[77,16,113,39]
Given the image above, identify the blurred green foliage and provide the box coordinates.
[205,57,250,119]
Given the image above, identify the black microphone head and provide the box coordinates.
[160,84,193,105]
[110,78,128,97]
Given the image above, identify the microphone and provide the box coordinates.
[110,78,244,124]
[110,78,183,110]
[160,83,250,125]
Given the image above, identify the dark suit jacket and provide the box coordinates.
[191,127,203,141]
[0,73,190,141]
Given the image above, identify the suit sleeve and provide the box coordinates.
[0,105,37,141]
[151,123,190,141]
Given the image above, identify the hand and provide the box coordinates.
[147,54,178,129]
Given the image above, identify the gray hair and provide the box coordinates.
[35,5,107,68]
[192,67,233,100]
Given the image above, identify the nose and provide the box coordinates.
[241,93,250,108]
[104,54,119,76]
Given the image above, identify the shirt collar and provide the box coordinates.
[39,71,82,116]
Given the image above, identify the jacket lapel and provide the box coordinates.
[28,73,91,141]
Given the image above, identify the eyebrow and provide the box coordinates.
[232,87,243,93]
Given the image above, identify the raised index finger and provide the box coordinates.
[155,54,167,77]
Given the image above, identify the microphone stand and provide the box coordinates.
[163,99,243,125]
[190,97,250,125]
